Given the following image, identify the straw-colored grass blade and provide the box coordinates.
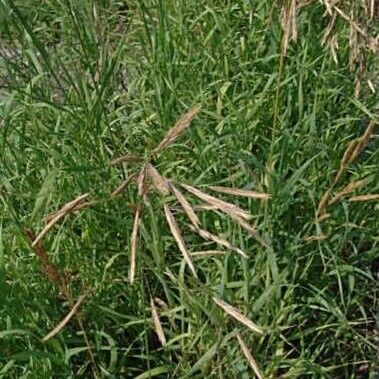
[213,297,263,334]
[130,205,141,284]
[349,194,379,202]
[163,204,197,278]
[169,183,200,227]
[209,186,270,200]
[111,155,144,165]
[181,183,252,221]
[32,193,90,247]
[111,173,137,198]
[42,293,87,342]
[150,298,166,346]
[153,105,201,153]
[302,234,327,242]
[191,226,248,259]
[234,218,269,248]
[146,164,170,195]
[137,164,148,199]
[236,333,264,379]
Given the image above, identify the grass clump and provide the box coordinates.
[0,0,378,378]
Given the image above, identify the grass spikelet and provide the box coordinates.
[153,105,201,153]
[130,205,141,284]
[169,183,200,227]
[191,250,226,257]
[213,297,264,334]
[32,193,90,247]
[209,186,270,200]
[42,293,87,342]
[349,194,379,202]
[181,183,252,221]
[150,297,166,346]
[329,177,371,205]
[146,164,170,195]
[302,234,327,243]
[111,173,137,198]
[111,155,144,165]
[190,225,248,259]
[163,204,197,278]
[236,333,264,379]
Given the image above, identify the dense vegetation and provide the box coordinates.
[0,1,378,378]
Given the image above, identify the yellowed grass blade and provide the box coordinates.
[163,204,197,278]
[316,213,330,223]
[111,155,144,165]
[213,297,264,334]
[153,105,201,153]
[33,193,90,247]
[181,183,252,221]
[169,183,200,227]
[146,164,170,195]
[236,333,264,379]
[209,186,270,200]
[150,298,166,346]
[111,173,138,198]
[191,226,248,259]
[349,194,379,202]
[42,293,87,342]
[130,205,141,284]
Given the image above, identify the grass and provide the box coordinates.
[0,0,378,378]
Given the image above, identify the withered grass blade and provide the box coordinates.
[191,226,248,259]
[181,183,252,221]
[33,193,90,247]
[170,183,200,227]
[213,297,264,334]
[302,234,327,242]
[153,105,201,153]
[111,173,138,198]
[146,164,170,195]
[349,194,379,202]
[150,298,166,346]
[137,164,148,199]
[42,293,87,342]
[236,333,265,379]
[209,186,270,200]
[111,155,144,165]
[130,205,141,284]
[163,204,197,278]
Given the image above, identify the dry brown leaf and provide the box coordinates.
[213,297,264,334]
[181,183,252,221]
[153,105,201,153]
[163,204,197,278]
[209,186,270,200]
[111,173,137,198]
[236,333,265,379]
[42,293,87,342]
[169,183,200,227]
[33,193,90,247]
[191,225,248,259]
[130,205,141,284]
[150,298,166,346]
[349,194,379,202]
[146,164,170,195]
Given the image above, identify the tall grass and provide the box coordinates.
[0,0,378,377]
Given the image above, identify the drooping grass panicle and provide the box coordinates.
[209,186,270,200]
[213,297,264,334]
[163,204,197,278]
[130,205,141,285]
[153,105,201,153]
[150,297,167,346]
